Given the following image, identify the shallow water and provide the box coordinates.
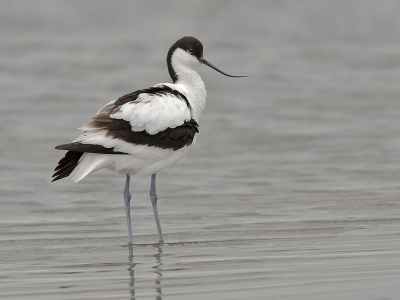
[1,1,400,299]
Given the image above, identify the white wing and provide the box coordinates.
[110,91,191,135]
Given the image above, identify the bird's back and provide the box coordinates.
[52,84,200,182]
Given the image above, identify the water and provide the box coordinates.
[1,1,400,299]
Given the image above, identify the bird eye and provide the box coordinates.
[188,49,194,53]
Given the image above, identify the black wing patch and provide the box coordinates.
[87,117,199,151]
[113,85,191,110]
[55,143,127,154]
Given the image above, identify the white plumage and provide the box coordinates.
[110,91,192,134]
[69,148,189,183]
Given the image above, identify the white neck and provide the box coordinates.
[168,49,207,121]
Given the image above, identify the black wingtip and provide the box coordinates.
[51,150,83,182]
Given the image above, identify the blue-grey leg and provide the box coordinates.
[150,174,164,243]
[124,174,133,244]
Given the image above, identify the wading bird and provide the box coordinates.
[52,36,245,244]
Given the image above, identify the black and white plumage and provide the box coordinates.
[52,36,245,244]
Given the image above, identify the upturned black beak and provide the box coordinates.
[199,57,247,78]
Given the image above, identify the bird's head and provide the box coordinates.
[167,36,246,82]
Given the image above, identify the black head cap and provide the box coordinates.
[167,36,203,82]
[168,36,203,59]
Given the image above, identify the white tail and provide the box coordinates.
[69,153,110,182]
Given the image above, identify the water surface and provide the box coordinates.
[1,1,400,299]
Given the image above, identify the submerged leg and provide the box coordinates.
[150,174,164,243]
[124,174,133,244]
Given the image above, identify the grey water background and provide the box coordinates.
[1,0,400,299]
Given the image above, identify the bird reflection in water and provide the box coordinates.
[127,246,135,299]
[127,245,163,300]
[153,246,163,300]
